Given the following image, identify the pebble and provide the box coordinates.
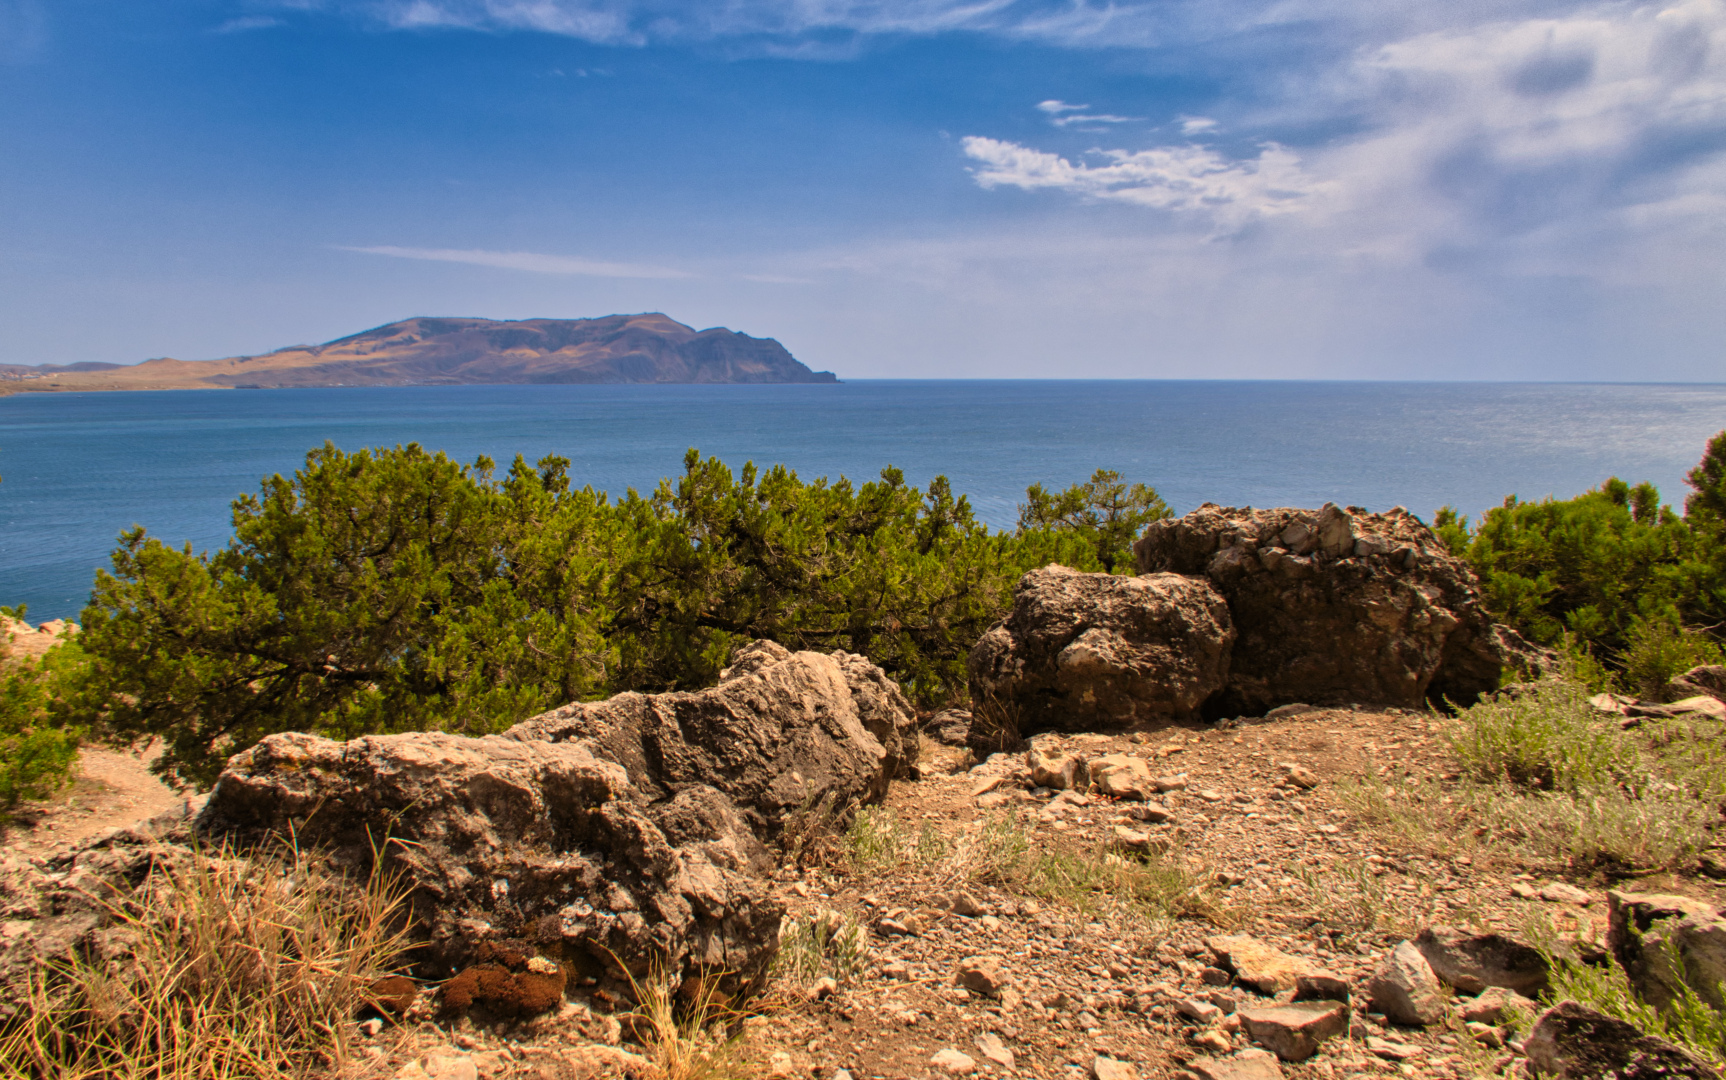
[975,1032,1016,1068]
[1091,1055,1138,1080]
[931,1048,978,1075]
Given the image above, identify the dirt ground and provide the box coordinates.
[15,708,1721,1080]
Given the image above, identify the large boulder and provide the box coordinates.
[1525,1001,1714,1078]
[1133,503,1539,713]
[967,565,1234,736]
[1606,890,1726,1012]
[195,641,915,997]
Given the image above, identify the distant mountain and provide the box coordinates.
[0,315,837,393]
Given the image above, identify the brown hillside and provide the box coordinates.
[0,314,838,393]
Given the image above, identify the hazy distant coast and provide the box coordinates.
[0,313,838,394]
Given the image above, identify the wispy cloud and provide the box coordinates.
[1036,99,1140,127]
[214,15,286,33]
[1179,116,1217,134]
[961,135,1324,227]
[341,245,696,279]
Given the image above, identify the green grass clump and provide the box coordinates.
[0,840,412,1080]
[0,638,85,817]
[1448,679,1635,791]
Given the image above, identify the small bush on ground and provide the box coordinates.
[0,639,84,815]
[0,839,412,1080]
[1344,676,1726,874]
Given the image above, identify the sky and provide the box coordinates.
[1,0,1724,379]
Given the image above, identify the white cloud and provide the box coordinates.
[214,15,286,32]
[1179,116,1218,134]
[961,135,1325,227]
[341,245,695,278]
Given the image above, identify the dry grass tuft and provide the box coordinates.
[0,838,413,1080]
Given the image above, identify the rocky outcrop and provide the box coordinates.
[1133,503,1540,714]
[1664,665,1726,706]
[967,566,1234,736]
[1525,1001,1714,1078]
[194,641,913,997]
[1606,890,1726,1012]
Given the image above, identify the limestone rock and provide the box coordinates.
[1237,1001,1349,1062]
[1366,941,1446,1027]
[509,640,918,834]
[955,955,1011,998]
[1188,1049,1285,1080]
[930,1049,977,1076]
[1206,935,1313,995]
[974,1033,1015,1069]
[1414,925,1549,997]
[1607,890,1726,1011]
[1027,745,1089,791]
[1089,754,1155,801]
[198,641,913,997]
[1133,503,1543,712]
[1091,1056,1137,1080]
[1665,665,1726,705]
[1460,986,1538,1024]
[1525,1001,1714,1078]
[967,565,1235,736]
[1292,971,1350,1003]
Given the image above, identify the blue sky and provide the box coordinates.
[2,0,1724,379]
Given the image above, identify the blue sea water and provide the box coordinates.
[2,380,1724,622]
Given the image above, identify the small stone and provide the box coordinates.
[810,976,838,1000]
[832,1071,855,1080]
[1187,1050,1285,1080]
[1459,986,1538,1024]
[1207,935,1314,994]
[1509,883,1538,900]
[976,791,1012,809]
[1091,1055,1138,1080]
[1197,789,1225,803]
[1292,971,1349,1003]
[1111,825,1157,854]
[956,955,1011,998]
[1091,754,1156,801]
[1539,882,1591,905]
[1363,1036,1420,1061]
[400,1050,479,1080]
[1126,801,1173,823]
[1153,774,1189,793]
[971,776,1005,797]
[880,961,910,980]
[948,892,987,917]
[1366,941,1446,1027]
[975,1033,1015,1069]
[1237,1001,1349,1062]
[1178,997,1223,1025]
[1200,966,1232,987]
[876,917,912,936]
[1280,764,1319,789]
[1466,1020,1504,1048]
[768,1052,796,1077]
[359,1017,384,1038]
[1190,1030,1233,1053]
[1028,747,1088,791]
[1203,990,1239,1014]
[931,1049,977,1076]
[980,915,1002,932]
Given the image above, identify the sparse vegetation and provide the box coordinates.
[773,910,869,987]
[621,964,749,1080]
[0,839,413,1080]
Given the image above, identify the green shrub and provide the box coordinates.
[1448,679,1636,792]
[72,445,1110,787]
[1621,619,1726,701]
[1437,431,1726,685]
[1017,468,1171,573]
[0,642,83,813]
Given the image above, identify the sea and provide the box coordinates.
[3,380,1724,623]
